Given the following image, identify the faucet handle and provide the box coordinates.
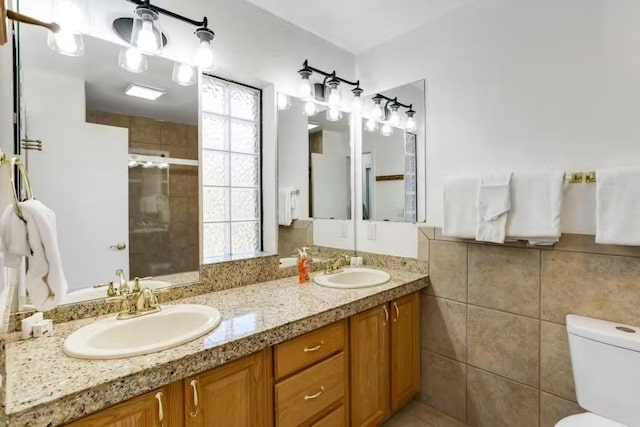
[132,276,152,293]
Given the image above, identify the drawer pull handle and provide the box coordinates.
[383,305,389,325]
[304,386,325,401]
[303,341,324,352]
[155,391,164,425]
[189,379,199,417]
[393,302,400,323]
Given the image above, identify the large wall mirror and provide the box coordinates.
[16,27,199,308]
[277,95,354,265]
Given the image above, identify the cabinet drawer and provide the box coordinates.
[275,320,345,379]
[311,405,346,427]
[275,352,345,426]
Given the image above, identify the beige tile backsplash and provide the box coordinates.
[420,228,640,426]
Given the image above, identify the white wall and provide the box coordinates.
[357,0,640,238]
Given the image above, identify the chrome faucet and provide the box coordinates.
[324,254,351,275]
[115,269,130,295]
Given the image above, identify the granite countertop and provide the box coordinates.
[4,268,427,426]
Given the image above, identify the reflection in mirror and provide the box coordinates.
[16,29,199,309]
[277,95,352,264]
[361,80,425,223]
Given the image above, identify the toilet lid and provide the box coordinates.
[557,413,627,427]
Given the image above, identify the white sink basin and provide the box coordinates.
[63,304,222,360]
[314,267,391,289]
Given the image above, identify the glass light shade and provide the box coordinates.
[389,109,400,126]
[172,62,197,86]
[327,107,341,122]
[303,101,316,116]
[118,47,147,73]
[328,86,341,107]
[365,118,378,132]
[131,7,163,55]
[372,103,383,119]
[381,123,393,136]
[299,76,312,98]
[277,93,291,110]
[406,116,417,131]
[51,0,91,34]
[194,40,215,70]
[47,31,84,56]
[352,95,363,113]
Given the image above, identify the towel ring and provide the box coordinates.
[8,155,33,220]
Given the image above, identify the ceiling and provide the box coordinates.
[243,0,471,53]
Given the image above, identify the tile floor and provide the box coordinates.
[382,400,467,427]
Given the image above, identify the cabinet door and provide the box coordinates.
[390,292,421,412]
[66,384,179,427]
[185,349,271,427]
[349,304,390,427]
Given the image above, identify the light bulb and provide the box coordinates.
[373,103,383,119]
[389,109,400,126]
[328,86,341,107]
[47,31,84,56]
[327,107,340,122]
[118,47,147,73]
[365,118,377,132]
[137,21,158,52]
[406,116,417,131]
[51,0,90,34]
[299,76,312,98]
[381,123,393,136]
[194,40,215,69]
[172,63,196,86]
[303,101,316,116]
[131,7,162,55]
[277,93,291,110]
[352,96,362,113]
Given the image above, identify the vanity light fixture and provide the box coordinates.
[406,109,417,131]
[365,118,378,132]
[372,96,384,119]
[130,3,163,55]
[172,63,197,86]
[381,122,393,137]
[297,59,362,113]
[194,25,216,70]
[303,100,317,116]
[277,93,291,110]
[47,0,90,57]
[118,47,148,73]
[389,104,401,126]
[351,86,364,113]
[124,83,165,100]
[370,93,416,133]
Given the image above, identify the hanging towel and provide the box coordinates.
[476,173,512,243]
[278,187,297,226]
[0,204,29,268]
[506,172,564,245]
[442,176,478,239]
[0,200,67,311]
[595,167,640,245]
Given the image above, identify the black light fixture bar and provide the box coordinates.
[300,59,361,89]
[126,0,208,28]
[373,93,413,111]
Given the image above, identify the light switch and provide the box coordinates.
[367,222,376,240]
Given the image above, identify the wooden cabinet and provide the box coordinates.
[350,292,421,426]
[185,349,271,427]
[390,292,421,412]
[349,304,391,427]
[66,382,183,427]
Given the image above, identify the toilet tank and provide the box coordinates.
[567,315,640,427]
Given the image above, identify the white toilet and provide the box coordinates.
[556,314,640,427]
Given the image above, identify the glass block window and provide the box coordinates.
[202,75,261,260]
[404,132,417,223]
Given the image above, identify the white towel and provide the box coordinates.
[506,172,564,245]
[442,176,478,239]
[595,167,640,245]
[0,200,67,311]
[278,187,296,226]
[476,173,512,243]
[0,204,30,268]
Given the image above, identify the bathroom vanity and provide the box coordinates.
[4,269,426,426]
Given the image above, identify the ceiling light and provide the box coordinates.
[381,123,393,137]
[406,109,417,131]
[47,31,84,57]
[327,78,341,107]
[299,68,312,99]
[172,63,197,86]
[308,123,320,131]
[327,107,341,122]
[131,6,163,55]
[351,86,363,113]
[51,0,91,35]
[372,97,384,119]
[303,101,317,116]
[365,118,378,132]
[118,47,147,73]
[389,104,401,126]
[277,93,291,110]
[124,83,165,100]
[194,27,215,70]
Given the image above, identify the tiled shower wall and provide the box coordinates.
[419,229,640,427]
[86,111,199,277]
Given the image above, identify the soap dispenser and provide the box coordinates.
[296,247,311,284]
